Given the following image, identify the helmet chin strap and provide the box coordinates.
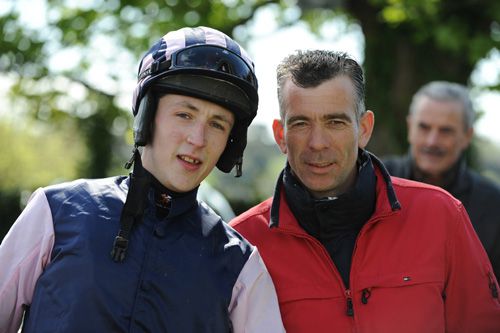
[235,157,242,177]
[110,147,151,262]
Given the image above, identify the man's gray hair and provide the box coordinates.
[276,50,366,122]
[409,81,475,130]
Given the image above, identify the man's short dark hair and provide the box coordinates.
[276,50,366,121]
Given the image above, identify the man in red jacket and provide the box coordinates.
[230,50,500,333]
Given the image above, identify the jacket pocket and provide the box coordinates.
[356,269,444,291]
[277,283,351,333]
[354,269,446,333]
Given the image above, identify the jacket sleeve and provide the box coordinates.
[0,188,55,333]
[228,247,286,333]
[444,203,500,332]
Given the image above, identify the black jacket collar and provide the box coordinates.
[270,150,400,228]
[147,171,199,219]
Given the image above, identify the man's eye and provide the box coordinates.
[176,112,191,119]
[418,124,430,132]
[440,128,454,135]
[211,121,226,131]
[289,121,307,128]
[327,119,346,127]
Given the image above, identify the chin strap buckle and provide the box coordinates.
[110,235,129,262]
[235,157,243,177]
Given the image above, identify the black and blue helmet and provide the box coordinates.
[132,26,259,175]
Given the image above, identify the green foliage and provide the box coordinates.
[0,119,85,191]
[373,0,440,25]
[362,0,500,76]
[301,9,337,33]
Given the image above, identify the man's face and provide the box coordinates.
[142,94,234,192]
[273,76,373,198]
[407,96,472,181]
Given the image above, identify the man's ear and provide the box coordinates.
[358,110,375,149]
[272,119,287,154]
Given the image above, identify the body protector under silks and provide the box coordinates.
[111,26,259,262]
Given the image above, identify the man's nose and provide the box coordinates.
[187,122,207,147]
[425,129,440,146]
[308,125,329,150]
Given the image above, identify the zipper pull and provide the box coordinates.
[361,288,371,304]
[345,289,354,316]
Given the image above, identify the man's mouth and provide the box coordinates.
[179,155,201,165]
[421,147,446,157]
[308,161,333,168]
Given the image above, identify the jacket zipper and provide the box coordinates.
[278,228,357,317]
[279,219,387,319]
[345,289,354,316]
[346,217,384,318]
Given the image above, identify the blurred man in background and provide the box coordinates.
[384,81,500,279]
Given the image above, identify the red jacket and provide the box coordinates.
[230,165,500,333]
